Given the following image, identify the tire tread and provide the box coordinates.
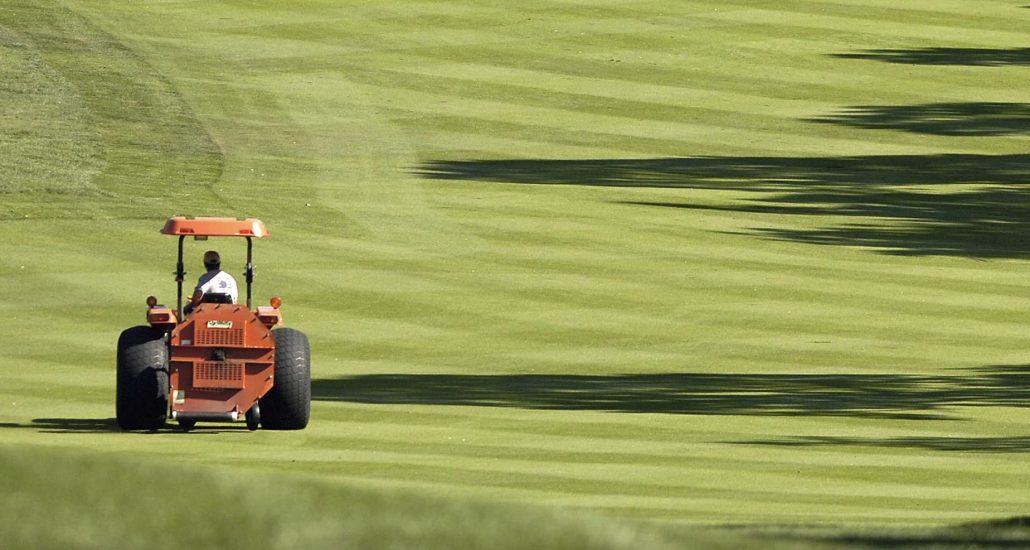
[116,325,168,430]
[260,328,311,430]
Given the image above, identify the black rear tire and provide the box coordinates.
[259,328,310,430]
[116,326,169,430]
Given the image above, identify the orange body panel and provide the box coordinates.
[161,216,269,238]
[168,303,275,417]
[147,306,178,326]
[254,305,283,327]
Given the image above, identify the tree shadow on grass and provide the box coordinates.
[627,184,1030,258]
[0,418,245,434]
[418,154,1030,191]
[788,517,1030,548]
[737,435,1030,453]
[312,364,1029,422]
[831,47,1030,66]
[809,102,1030,136]
[33,418,120,433]
[0,418,121,433]
[736,364,1030,452]
[418,154,1030,258]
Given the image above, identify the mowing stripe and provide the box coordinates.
[1,0,1028,535]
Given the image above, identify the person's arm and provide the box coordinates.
[190,272,213,310]
[189,288,204,309]
[183,287,203,316]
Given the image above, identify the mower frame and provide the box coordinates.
[115,216,310,432]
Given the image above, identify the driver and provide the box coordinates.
[185,250,238,314]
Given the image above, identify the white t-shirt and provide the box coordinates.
[195,270,239,304]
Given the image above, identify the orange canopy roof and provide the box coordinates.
[161,216,269,238]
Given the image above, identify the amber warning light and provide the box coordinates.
[270,296,282,309]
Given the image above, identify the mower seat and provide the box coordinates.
[201,293,234,304]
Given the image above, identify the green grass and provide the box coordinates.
[1,0,1029,547]
[2,445,1026,550]
[0,445,699,550]
[0,21,100,196]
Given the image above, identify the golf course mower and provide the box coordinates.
[116,216,310,431]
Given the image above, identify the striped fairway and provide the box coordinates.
[1,0,1028,545]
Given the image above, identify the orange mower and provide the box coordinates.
[116,216,310,431]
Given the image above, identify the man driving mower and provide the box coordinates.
[116,216,311,432]
[184,250,239,315]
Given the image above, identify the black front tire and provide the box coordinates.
[259,328,311,430]
[116,326,169,430]
[245,404,261,431]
